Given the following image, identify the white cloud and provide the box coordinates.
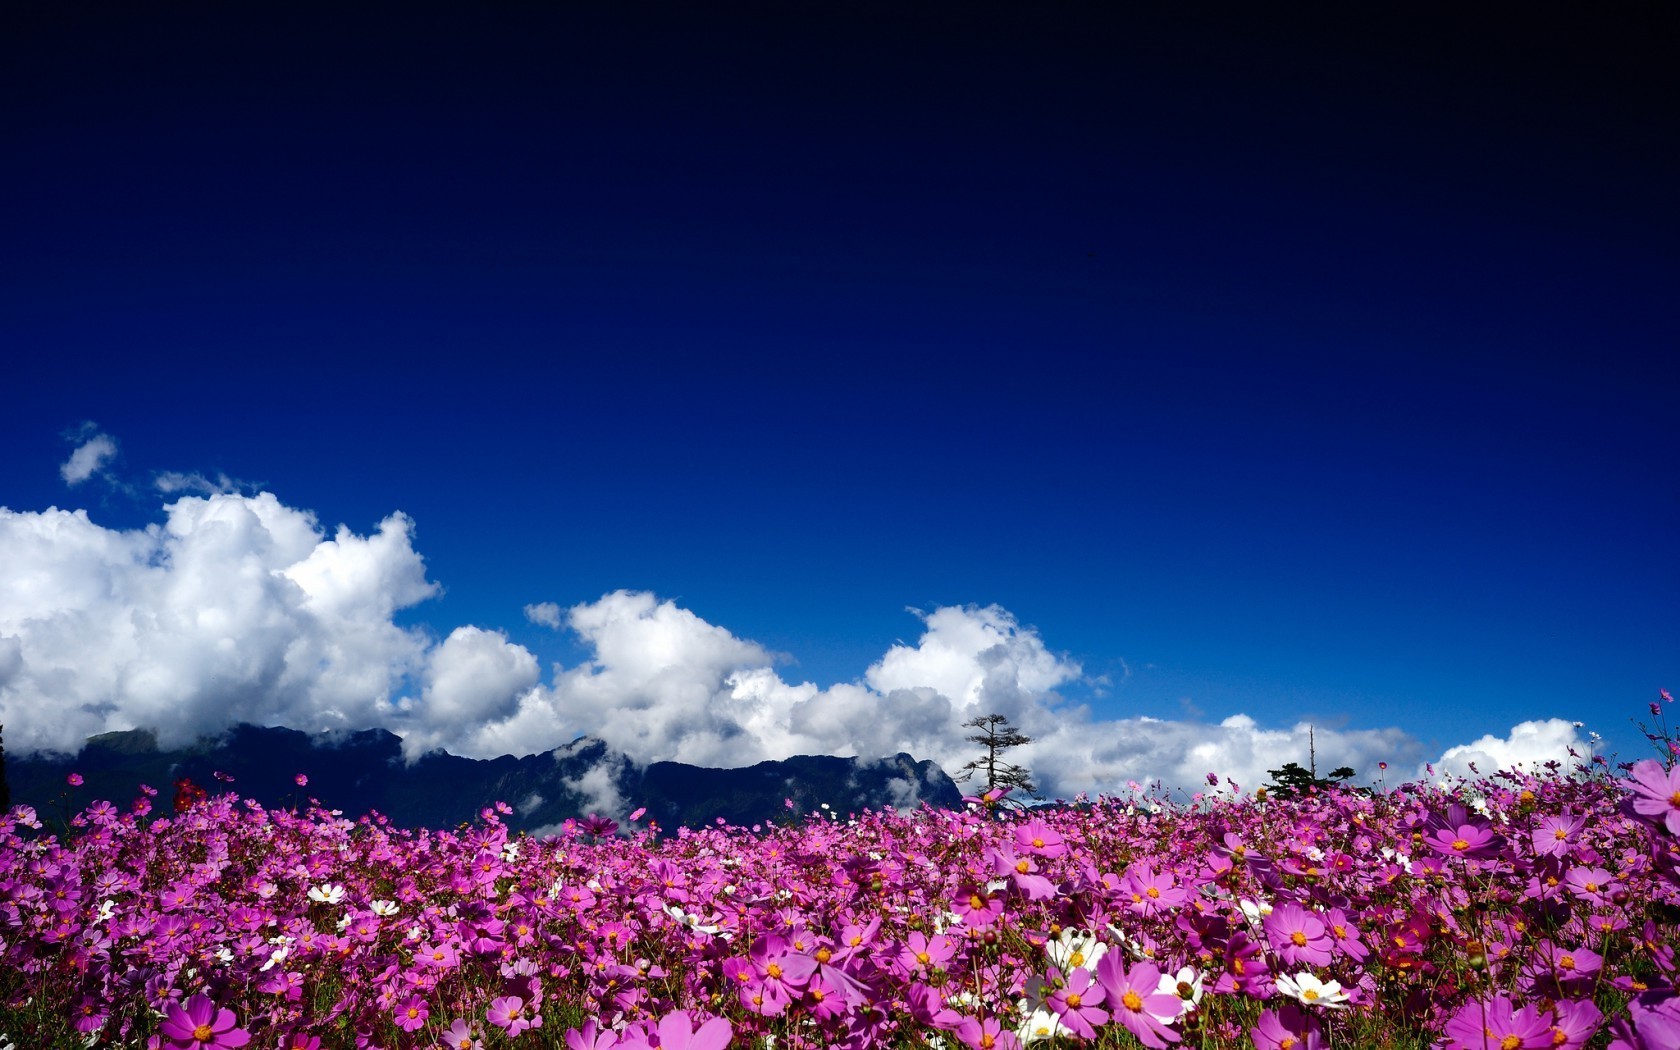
[0,492,436,755]
[1426,718,1593,780]
[524,601,563,628]
[0,459,1589,796]
[59,429,118,486]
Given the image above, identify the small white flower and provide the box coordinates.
[94,899,117,924]
[370,899,399,916]
[1045,928,1108,974]
[213,947,234,965]
[501,842,520,862]
[1154,965,1204,1019]
[335,913,352,931]
[259,944,290,972]
[307,883,346,905]
[1275,972,1350,1008]
[1238,898,1274,926]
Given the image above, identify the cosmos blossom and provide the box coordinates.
[158,994,250,1049]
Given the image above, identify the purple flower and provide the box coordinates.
[67,772,84,786]
[487,995,541,1037]
[1441,993,1553,1050]
[650,1010,732,1050]
[393,994,429,1032]
[1095,955,1181,1048]
[1625,760,1680,835]
[1252,1004,1323,1050]
[1265,902,1335,967]
[158,994,250,1049]
[1045,965,1110,1039]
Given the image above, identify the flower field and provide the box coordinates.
[4,757,1680,1049]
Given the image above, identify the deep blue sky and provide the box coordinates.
[4,3,1676,766]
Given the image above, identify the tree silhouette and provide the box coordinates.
[955,714,1036,797]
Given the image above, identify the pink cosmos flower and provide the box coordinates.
[1251,1004,1323,1050]
[1548,998,1602,1050]
[1532,813,1586,858]
[1013,817,1067,857]
[1095,955,1181,1048]
[294,774,308,787]
[67,772,84,786]
[1563,865,1621,906]
[648,1010,732,1050]
[393,994,428,1032]
[158,994,250,1049]
[275,1031,321,1050]
[1120,861,1187,917]
[1441,993,1554,1049]
[486,995,541,1037]
[563,1020,619,1050]
[1424,821,1502,860]
[1265,902,1335,967]
[955,1015,1023,1050]
[1045,965,1110,1039]
[1624,759,1680,834]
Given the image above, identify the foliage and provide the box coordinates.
[1262,760,1358,799]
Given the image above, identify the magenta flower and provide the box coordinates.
[1014,816,1068,857]
[1624,759,1680,834]
[954,1015,1023,1050]
[563,1020,619,1050]
[393,994,429,1032]
[276,1031,321,1050]
[487,995,541,1037]
[650,1010,732,1050]
[1532,813,1586,857]
[1252,1004,1323,1050]
[1265,902,1335,967]
[1045,965,1110,1039]
[158,994,251,1049]
[67,772,84,786]
[1095,955,1181,1048]
[294,773,308,787]
[1563,865,1621,906]
[1548,998,1602,1050]
[1121,861,1187,917]
[1441,994,1554,1050]
[1425,821,1502,859]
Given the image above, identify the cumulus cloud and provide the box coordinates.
[60,427,118,486]
[1426,718,1594,780]
[524,602,563,628]
[0,492,437,755]
[0,463,1589,796]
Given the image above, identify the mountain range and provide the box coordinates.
[3,724,963,834]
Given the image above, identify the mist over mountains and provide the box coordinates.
[5,724,962,834]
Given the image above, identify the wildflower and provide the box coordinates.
[955,1014,1023,1050]
[1013,817,1067,857]
[645,1010,732,1050]
[276,1030,321,1050]
[67,773,83,786]
[1440,993,1553,1049]
[1095,955,1182,1047]
[1265,903,1334,967]
[1273,972,1350,1009]
[393,995,429,1032]
[1532,813,1586,858]
[1154,965,1204,1016]
[440,1018,484,1050]
[1045,927,1108,974]
[1563,865,1621,907]
[158,993,250,1049]
[370,898,399,916]
[1045,965,1110,1038]
[294,774,308,787]
[486,995,541,1037]
[1624,759,1680,834]
[1251,1003,1323,1050]
[306,883,345,905]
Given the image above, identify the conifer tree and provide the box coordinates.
[955,714,1036,797]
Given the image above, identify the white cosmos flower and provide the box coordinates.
[307,883,346,905]
[1238,898,1274,926]
[370,899,399,916]
[1045,928,1108,974]
[1015,1002,1067,1044]
[1154,965,1204,1019]
[1275,972,1351,1008]
[259,945,290,972]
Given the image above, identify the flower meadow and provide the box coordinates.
[4,756,1680,1049]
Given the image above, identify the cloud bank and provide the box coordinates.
[0,483,1596,797]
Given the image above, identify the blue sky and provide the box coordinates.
[2,4,1674,792]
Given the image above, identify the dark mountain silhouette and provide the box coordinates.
[6,724,961,833]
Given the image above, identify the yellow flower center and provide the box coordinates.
[1501,1036,1522,1050]
[816,948,832,963]
[1281,1039,1296,1050]
[916,952,931,965]
[1070,951,1085,967]
[407,1008,420,1019]
[1032,837,1045,848]
[1302,989,1320,1001]
[1452,838,1470,851]
[969,894,985,909]
[1585,881,1599,892]
[1291,931,1308,947]
[1146,886,1161,899]
[1016,860,1030,875]
[766,963,783,979]
[1122,990,1143,1011]
[1560,955,1575,969]
[1554,828,1568,840]
[1067,993,1083,1008]
[193,1025,215,1041]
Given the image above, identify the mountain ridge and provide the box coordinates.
[6,723,963,833]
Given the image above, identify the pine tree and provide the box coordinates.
[955,714,1036,797]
